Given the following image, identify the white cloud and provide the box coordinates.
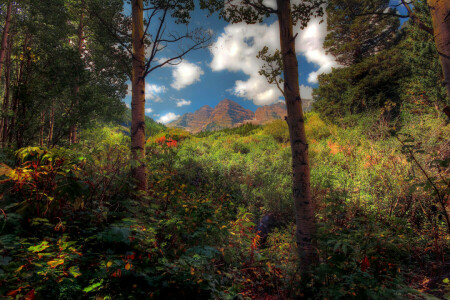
[209,17,338,105]
[145,83,166,101]
[158,112,180,124]
[145,108,153,113]
[175,98,192,107]
[296,20,338,83]
[300,85,313,99]
[127,83,166,102]
[171,61,204,90]
[125,102,130,108]
[210,23,280,105]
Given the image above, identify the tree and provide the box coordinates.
[400,0,448,113]
[427,0,450,100]
[0,0,128,148]
[69,0,86,144]
[334,0,449,102]
[0,0,12,77]
[128,0,212,191]
[323,0,399,66]
[313,43,410,120]
[203,0,324,272]
[131,0,146,191]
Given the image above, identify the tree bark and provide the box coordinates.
[39,111,45,147]
[277,0,317,272]
[131,0,147,191]
[428,0,450,100]
[47,103,54,147]
[0,0,12,78]
[8,35,29,146]
[1,31,12,147]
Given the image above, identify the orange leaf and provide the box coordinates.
[125,263,132,271]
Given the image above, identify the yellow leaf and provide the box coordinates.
[190,267,195,275]
[106,261,113,268]
[47,259,64,268]
[125,263,132,270]
[15,264,26,273]
[0,163,13,178]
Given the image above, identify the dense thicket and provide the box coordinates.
[0,0,449,299]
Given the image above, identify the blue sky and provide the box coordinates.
[122,1,407,124]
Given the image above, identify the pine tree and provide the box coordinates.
[323,0,399,66]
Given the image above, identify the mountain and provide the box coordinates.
[205,99,255,131]
[168,105,213,132]
[168,98,313,133]
[254,102,287,124]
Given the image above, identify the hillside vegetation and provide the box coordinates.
[0,107,448,298]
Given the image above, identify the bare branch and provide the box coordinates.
[145,36,210,76]
[242,0,277,14]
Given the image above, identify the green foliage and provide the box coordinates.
[313,43,409,121]
[324,0,399,66]
[263,119,289,143]
[1,110,448,298]
[1,1,449,294]
[400,1,448,112]
[0,0,128,148]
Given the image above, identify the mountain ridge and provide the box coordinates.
[168,98,313,133]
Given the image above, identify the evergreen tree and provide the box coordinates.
[323,0,399,66]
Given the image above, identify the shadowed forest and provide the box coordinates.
[0,0,449,299]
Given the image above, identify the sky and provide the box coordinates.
[121,1,405,124]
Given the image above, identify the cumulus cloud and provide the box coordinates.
[300,85,313,99]
[209,17,337,105]
[145,83,166,102]
[296,20,338,83]
[145,108,153,113]
[127,83,166,102]
[175,98,192,107]
[171,61,204,90]
[158,112,180,124]
[210,23,280,105]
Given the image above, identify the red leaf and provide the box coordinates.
[25,289,35,300]
[361,256,370,272]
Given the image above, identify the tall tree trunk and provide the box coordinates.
[39,110,45,147]
[8,35,29,146]
[47,103,54,147]
[0,0,12,78]
[428,0,450,100]
[277,0,317,271]
[1,32,12,147]
[70,0,85,144]
[131,0,147,191]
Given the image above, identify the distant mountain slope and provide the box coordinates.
[206,99,255,131]
[168,105,213,132]
[168,98,313,133]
